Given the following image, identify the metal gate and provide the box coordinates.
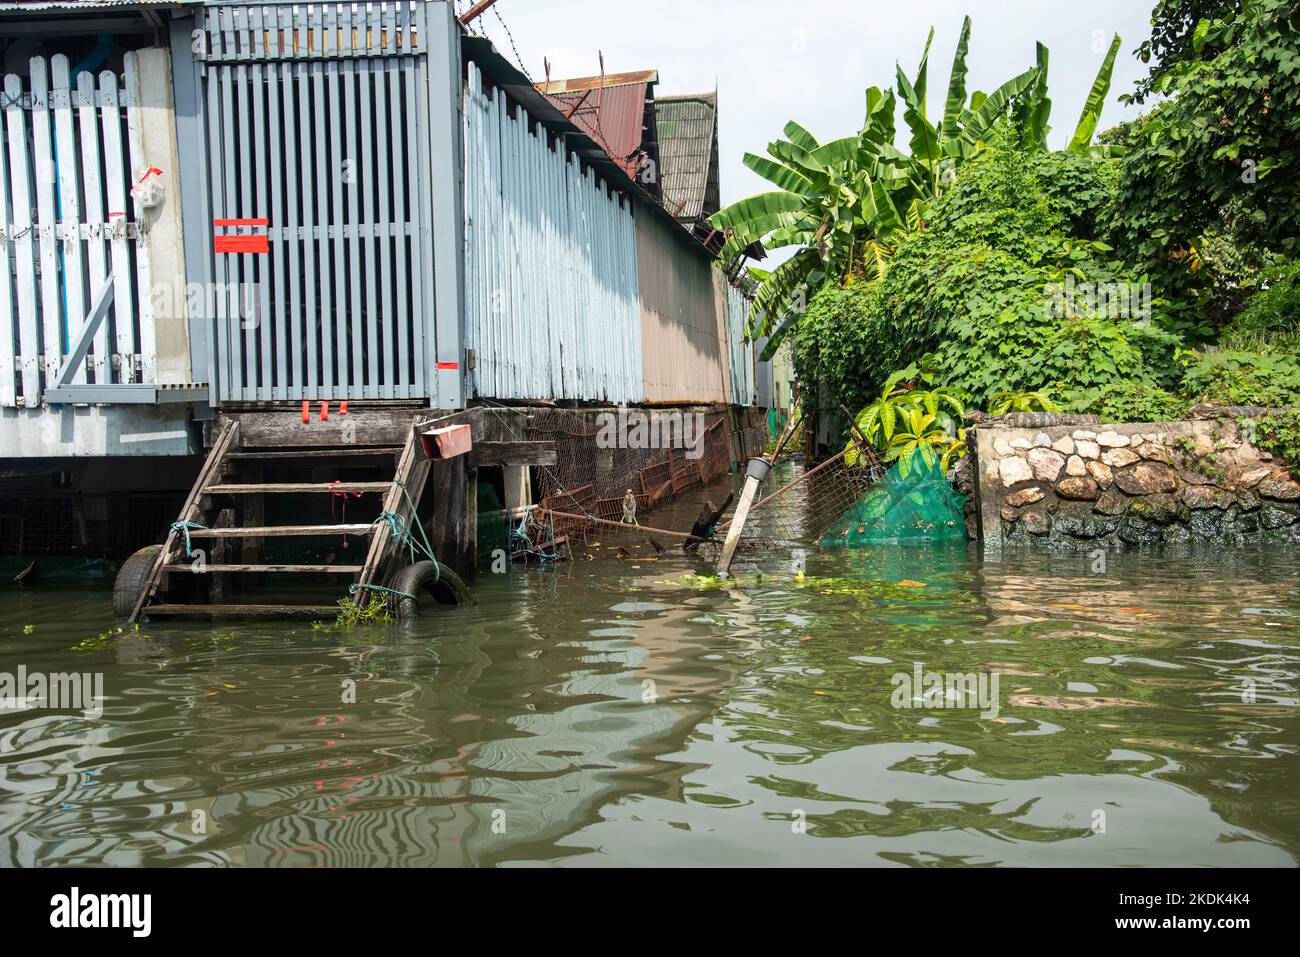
[192,1,451,404]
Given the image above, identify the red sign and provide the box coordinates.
[213,218,269,254]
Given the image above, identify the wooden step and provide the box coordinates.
[184,524,373,538]
[145,604,342,618]
[162,564,364,574]
[226,447,403,460]
[204,482,390,494]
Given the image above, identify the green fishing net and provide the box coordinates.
[821,450,967,546]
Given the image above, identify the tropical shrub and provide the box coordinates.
[1111,0,1300,292]
[1248,410,1300,471]
[710,15,1122,354]
[1178,347,1300,407]
[843,361,966,470]
[799,148,1182,408]
[1062,380,1189,423]
[1222,259,1300,350]
[795,281,899,417]
[988,390,1060,414]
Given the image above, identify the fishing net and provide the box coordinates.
[821,450,967,546]
[725,450,881,551]
[472,403,761,563]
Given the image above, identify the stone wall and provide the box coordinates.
[970,415,1300,553]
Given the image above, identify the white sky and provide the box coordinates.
[461,0,1157,206]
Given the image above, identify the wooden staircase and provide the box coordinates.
[128,414,434,621]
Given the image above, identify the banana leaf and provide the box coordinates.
[1068,33,1120,152]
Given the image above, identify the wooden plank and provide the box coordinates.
[123,53,157,384]
[162,564,363,574]
[129,418,240,622]
[224,408,418,447]
[469,441,557,468]
[204,482,389,493]
[145,604,340,618]
[6,72,41,404]
[99,70,135,383]
[185,524,372,538]
[354,420,419,597]
[0,69,15,407]
[227,446,401,460]
[429,455,469,579]
[30,58,62,387]
[76,69,108,384]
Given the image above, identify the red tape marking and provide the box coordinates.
[436,361,459,370]
[215,235,269,254]
[213,218,270,227]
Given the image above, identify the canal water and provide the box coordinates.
[2,470,1298,867]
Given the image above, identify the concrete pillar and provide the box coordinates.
[503,465,531,515]
[127,47,190,384]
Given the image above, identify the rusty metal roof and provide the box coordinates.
[535,69,658,94]
[655,92,719,224]
[537,70,657,184]
[465,36,714,261]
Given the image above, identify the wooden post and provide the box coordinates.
[426,408,482,584]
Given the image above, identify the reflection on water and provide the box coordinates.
[1,474,1298,867]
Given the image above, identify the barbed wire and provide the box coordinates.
[493,4,533,85]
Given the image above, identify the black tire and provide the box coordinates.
[386,560,470,619]
[113,545,162,618]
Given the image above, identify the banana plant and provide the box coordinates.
[711,18,1125,356]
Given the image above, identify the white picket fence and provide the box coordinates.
[0,53,155,408]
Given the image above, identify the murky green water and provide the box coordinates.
[2,474,1299,867]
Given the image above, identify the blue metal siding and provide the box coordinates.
[463,62,643,404]
[724,280,755,407]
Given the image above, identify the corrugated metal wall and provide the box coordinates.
[463,62,642,403]
[724,279,755,407]
[638,208,727,404]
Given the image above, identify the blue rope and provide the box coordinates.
[349,583,416,601]
[511,509,561,562]
[360,481,441,601]
[371,510,439,569]
[170,520,207,557]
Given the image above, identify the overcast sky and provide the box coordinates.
[461,0,1158,206]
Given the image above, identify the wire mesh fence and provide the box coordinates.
[724,448,883,553]
[473,401,886,566]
